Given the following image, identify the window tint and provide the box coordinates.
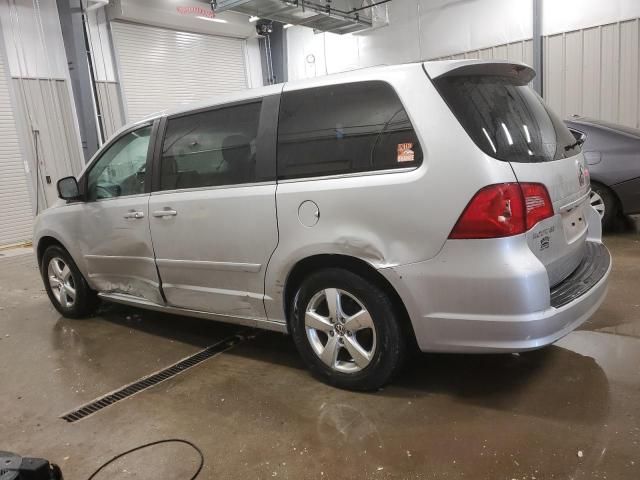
[433,74,580,163]
[277,81,422,179]
[160,102,261,191]
[87,125,152,201]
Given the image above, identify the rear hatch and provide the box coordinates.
[426,61,591,286]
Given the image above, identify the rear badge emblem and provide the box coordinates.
[540,236,550,251]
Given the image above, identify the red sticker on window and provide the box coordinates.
[397,143,415,163]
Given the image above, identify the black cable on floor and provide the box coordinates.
[86,439,204,480]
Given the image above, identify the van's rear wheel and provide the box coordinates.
[41,245,98,318]
[290,268,405,391]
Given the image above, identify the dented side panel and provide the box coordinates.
[264,64,518,324]
[80,194,163,304]
[33,194,164,304]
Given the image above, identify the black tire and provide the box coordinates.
[591,183,618,231]
[290,268,406,391]
[41,245,99,318]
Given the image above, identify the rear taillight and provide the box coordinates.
[520,182,554,230]
[449,183,553,239]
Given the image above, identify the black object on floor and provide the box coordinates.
[86,439,204,480]
[0,451,63,480]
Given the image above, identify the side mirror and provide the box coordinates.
[57,176,81,201]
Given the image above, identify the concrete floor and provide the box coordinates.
[1,227,639,479]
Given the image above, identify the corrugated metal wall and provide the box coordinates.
[110,22,248,123]
[435,19,640,129]
[11,79,84,208]
[544,20,640,125]
[0,0,85,246]
[96,81,124,139]
[443,39,534,65]
[0,53,32,245]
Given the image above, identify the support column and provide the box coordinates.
[259,21,287,85]
[56,0,101,161]
[532,0,543,95]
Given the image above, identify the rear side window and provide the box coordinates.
[159,101,261,191]
[434,74,580,163]
[277,81,422,179]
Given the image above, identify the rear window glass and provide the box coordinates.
[277,81,422,179]
[434,74,581,163]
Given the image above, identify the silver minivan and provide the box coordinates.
[35,60,611,391]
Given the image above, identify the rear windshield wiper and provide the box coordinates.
[565,137,585,151]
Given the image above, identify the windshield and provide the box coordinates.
[434,74,581,163]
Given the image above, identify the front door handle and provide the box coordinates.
[153,208,178,218]
[124,210,145,219]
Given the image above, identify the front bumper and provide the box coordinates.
[380,239,611,353]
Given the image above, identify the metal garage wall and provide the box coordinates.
[440,39,534,65]
[0,52,32,245]
[85,8,125,142]
[11,78,83,208]
[110,22,248,123]
[544,20,640,126]
[435,19,640,129]
[0,0,85,232]
[96,81,123,139]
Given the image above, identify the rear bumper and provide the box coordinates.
[550,241,610,307]
[380,239,611,353]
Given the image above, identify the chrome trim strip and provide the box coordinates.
[156,259,262,273]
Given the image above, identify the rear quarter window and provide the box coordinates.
[277,81,422,179]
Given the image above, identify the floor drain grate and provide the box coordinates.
[60,331,250,423]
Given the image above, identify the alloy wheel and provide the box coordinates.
[304,288,377,373]
[47,257,76,308]
[590,190,606,218]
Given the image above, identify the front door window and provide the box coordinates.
[87,126,152,201]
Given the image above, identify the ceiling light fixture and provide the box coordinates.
[249,16,260,22]
[196,16,228,23]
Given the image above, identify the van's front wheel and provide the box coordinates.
[290,268,405,391]
[41,245,98,318]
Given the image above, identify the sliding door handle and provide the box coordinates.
[124,210,145,219]
[153,208,178,218]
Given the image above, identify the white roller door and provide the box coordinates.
[111,22,248,123]
[0,53,32,246]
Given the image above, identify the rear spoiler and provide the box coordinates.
[423,60,536,85]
